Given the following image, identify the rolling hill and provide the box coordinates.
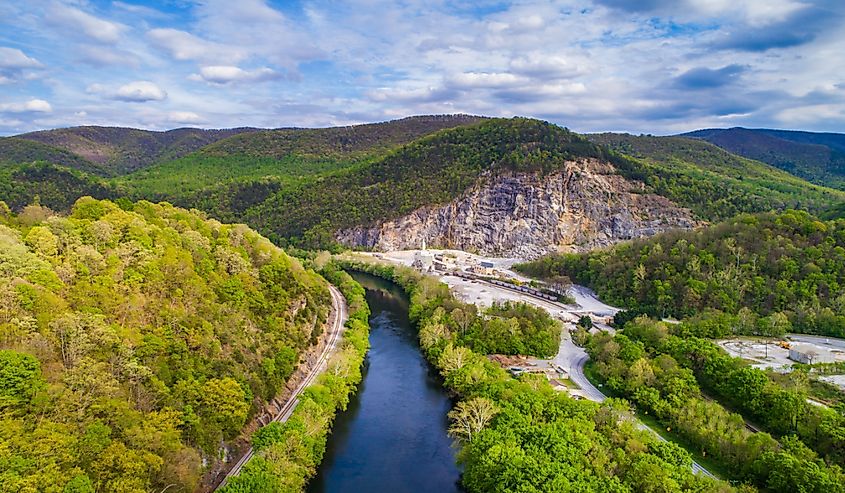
[682,127,845,190]
[2,115,844,256]
[15,126,259,175]
[117,114,486,198]
[587,132,844,220]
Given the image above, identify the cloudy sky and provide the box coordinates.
[1,0,843,135]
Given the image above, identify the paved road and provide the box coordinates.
[561,334,717,479]
[216,285,348,489]
[471,277,718,480]
[788,333,845,351]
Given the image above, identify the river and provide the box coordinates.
[307,272,462,493]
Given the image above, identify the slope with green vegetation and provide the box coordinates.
[586,320,845,492]
[588,133,845,220]
[516,210,845,337]
[117,114,486,201]
[0,137,109,176]
[238,118,640,246]
[0,162,114,212]
[683,127,845,190]
[17,126,259,175]
[0,197,332,492]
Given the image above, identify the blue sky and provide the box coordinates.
[0,0,843,135]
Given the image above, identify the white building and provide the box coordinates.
[788,343,835,365]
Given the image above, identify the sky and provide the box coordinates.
[0,0,844,136]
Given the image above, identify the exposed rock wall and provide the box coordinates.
[337,158,698,258]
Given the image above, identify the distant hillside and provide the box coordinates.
[16,126,258,175]
[588,132,845,220]
[682,127,845,190]
[3,116,843,256]
[0,162,113,211]
[118,114,486,198]
[0,137,107,175]
[171,118,841,251]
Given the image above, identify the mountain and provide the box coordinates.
[15,126,259,175]
[681,127,845,190]
[587,132,844,220]
[0,137,110,175]
[220,118,842,256]
[118,114,486,199]
[2,116,843,258]
[0,197,331,492]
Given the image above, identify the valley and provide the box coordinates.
[3,115,845,493]
[5,1,845,491]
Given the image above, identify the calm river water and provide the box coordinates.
[307,272,462,493]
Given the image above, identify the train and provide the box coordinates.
[453,271,558,301]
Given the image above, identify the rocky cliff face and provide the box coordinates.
[336,158,698,259]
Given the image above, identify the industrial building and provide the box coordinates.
[788,343,835,364]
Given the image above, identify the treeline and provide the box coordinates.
[221,264,370,492]
[337,259,735,493]
[0,198,330,492]
[586,316,845,491]
[449,300,561,358]
[517,210,845,337]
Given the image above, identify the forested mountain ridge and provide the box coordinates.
[587,132,845,220]
[682,127,845,190]
[117,114,486,199]
[0,138,111,176]
[15,126,259,175]
[516,209,845,337]
[2,116,844,256]
[0,197,332,492]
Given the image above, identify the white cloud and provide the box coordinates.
[168,111,204,124]
[190,65,278,84]
[692,0,809,27]
[45,3,126,43]
[147,28,246,64]
[0,47,42,69]
[0,99,52,113]
[87,81,168,102]
[114,81,167,102]
[447,72,524,89]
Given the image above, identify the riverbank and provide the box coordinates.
[308,272,461,492]
[219,266,370,492]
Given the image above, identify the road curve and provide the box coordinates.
[216,284,348,489]
[566,336,717,479]
[469,277,718,480]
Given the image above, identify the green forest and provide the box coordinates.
[4,117,843,250]
[585,316,845,491]
[517,210,845,337]
[0,197,332,492]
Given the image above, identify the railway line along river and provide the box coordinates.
[307,272,462,493]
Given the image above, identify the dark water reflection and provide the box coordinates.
[307,272,462,493]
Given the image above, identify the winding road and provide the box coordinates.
[564,339,716,478]
[468,277,718,480]
[216,285,348,490]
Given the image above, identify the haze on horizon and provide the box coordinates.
[0,0,843,136]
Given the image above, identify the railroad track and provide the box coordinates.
[216,285,348,489]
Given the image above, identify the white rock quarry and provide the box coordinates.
[337,158,698,258]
